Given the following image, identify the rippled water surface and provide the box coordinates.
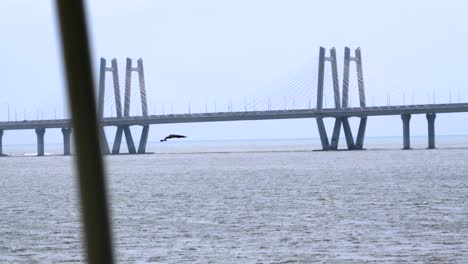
[1,139,468,263]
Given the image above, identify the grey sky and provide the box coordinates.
[1,0,468,145]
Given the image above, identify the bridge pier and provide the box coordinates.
[111,125,146,154]
[341,118,355,149]
[137,125,149,154]
[401,113,411,149]
[123,126,136,154]
[329,118,342,150]
[313,47,369,151]
[426,113,436,149]
[355,117,367,149]
[112,127,124,154]
[100,128,110,155]
[35,128,46,156]
[62,128,72,155]
[316,118,330,150]
[0,130,4,156]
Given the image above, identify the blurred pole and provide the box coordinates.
[55,1,114,264]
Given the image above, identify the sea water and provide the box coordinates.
[0,137,467,263]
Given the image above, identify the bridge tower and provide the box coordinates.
[98,57,150,155]
[315,47,367,150]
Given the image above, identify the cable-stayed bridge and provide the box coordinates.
[0,47,467,156]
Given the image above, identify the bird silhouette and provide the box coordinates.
[160,134,186,142]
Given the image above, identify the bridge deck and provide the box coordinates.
[0,103,467,130]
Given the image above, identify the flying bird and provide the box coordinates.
[160,134,186,142]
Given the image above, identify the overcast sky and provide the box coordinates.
[1,0,468,145]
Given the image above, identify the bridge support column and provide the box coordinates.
[329,118,341,150]
[316,118,330,150]
[112,127,124,154]
[62,128,72,155]
[401,113,411,149]
[137,125,149,154]
[35,128,46,156]
[355,117,367,149]
[426,113,436,149]
[0,130,4,156]
[100,128,110,155]
[123,126,136,154]
[315,47,329,151]
[341,118,355,150]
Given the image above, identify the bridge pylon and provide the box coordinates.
[315,47,368,150]
[98,57,150,154]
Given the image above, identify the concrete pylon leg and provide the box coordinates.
[100,127,110,155]
[355,48,366,107]
[401,113,411,149]
[342,47,351,108]
[111,59,123,117]
[341,118,355,150]
[123,126,136,154]
[61,128,72,155]
[98,58,106,119]
[0,130,4,156]
[316,118,330,150]
[124,58,132,117]
[112,127,124,154]
[426,113,436,149]
[137,125,149,154]
[355,117,367,149]
[329,48,341,108]
[316,47,326,110]
[35,128,46,156]
[329,118,341,150]
[137,59,149,117]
